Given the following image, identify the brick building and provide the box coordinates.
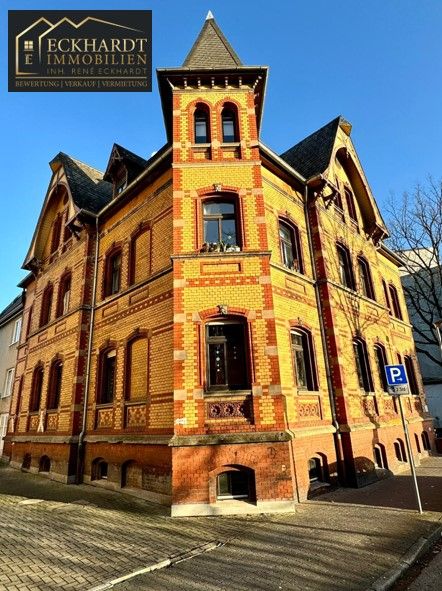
[3,14,434,516]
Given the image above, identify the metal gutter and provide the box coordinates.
[76,213,99,483]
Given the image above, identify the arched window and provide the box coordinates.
[374,344,388,392]
[279,221,304,273]
[394,439,406,462]
[217,469,253,500]
[125,337,148,401]
[26,305,33,338]
[129,228,150,285]
[291,328,318,391]
[50,214,62,254]
[308,457,323,482]
[104,248,122,297]
[344,187,358,224]
[92,458,108,480]
[404,355,419,395]
[414,433,421,454]
[206,320,248,390]
[336,243,355,289]
[382,280,391,313]
[98,349,116,404]
[203,200,238,247]
[47,359,63,410]
[121,460,142,488]
[374,444,388,469]
[194,106,210,144]
[389,284,403,320]
[357,256,375,299]
[39,456,51,473]
[221,105,238,143]
[30,365,44,412]
[56,272,71,317]
[353,337,373,392]
[421,431,431,451]
[39,284,53,327]
[63,209,72,242]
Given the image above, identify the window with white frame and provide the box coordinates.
[10,318,22,345]
[2,368,14,399]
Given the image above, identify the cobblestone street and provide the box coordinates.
[0,457,441,591]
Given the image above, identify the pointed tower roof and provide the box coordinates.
[182,12,242,69]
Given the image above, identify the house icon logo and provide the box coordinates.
[9,10,152,92]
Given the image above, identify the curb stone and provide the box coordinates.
[88,540,222,591]
[366,522,442,591]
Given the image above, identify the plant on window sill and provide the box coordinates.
[200,241,241,253]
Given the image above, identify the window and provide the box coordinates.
[382,280,392,314]
[308,458,323,482]
[2,368,14,399]
[221,105,238,143]
[24,40,33,51]
[336,244,355,289]
[92,458,108,480]
[63,210,72,242]
[394,439,406,462]
[389,285,403,320]
[217,471,250,500]
[374,444,388,469]
[344,188,358,224]
[39,285,53,327]
[206,322,248,390]
[279,221,303,273]
[414,433,421,454]
[125,337,148,401]
[291,329,318,391]
[30,365,44,412]
[404,356,419,395]
[39,456,51,473]
[56,273,71,317]
[50,215,62,254]
[104,250,122,297]
[194,106,210,143]
[129,229,150,285]
[26,306,33,338]
[353,338,373,392]
[10,317,22,344]
[47,360,63,409]
[203,200,237,246]
[99,350,116,404]
[357,257,375,299]
[334,179,344,211]
[114,168,127,196]
[374,344,388,392]
[421,431,431,451]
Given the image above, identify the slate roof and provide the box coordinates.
[104,144,148,180]
[280,116,351,179]
[49,152,113,213]
[182,13,242,69]
[0,294,23,328]
[113,144,148,170]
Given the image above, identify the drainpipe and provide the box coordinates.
[76,214,99,483]
[304,180,346,484]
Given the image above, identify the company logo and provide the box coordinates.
[9,11,152,92]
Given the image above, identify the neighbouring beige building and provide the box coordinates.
[0,295,23,457]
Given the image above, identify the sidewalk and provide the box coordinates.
[0,457,441,591]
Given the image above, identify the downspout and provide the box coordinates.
[76,214,99,483]
[304,179,346,484]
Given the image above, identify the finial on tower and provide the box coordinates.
[206,10,214,20]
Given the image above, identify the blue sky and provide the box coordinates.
[1,0,441,310]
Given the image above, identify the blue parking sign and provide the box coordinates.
[385,365,408,386]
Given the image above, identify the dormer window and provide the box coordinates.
[114,168,128,196]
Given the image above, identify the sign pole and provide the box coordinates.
[397,395,423,514]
